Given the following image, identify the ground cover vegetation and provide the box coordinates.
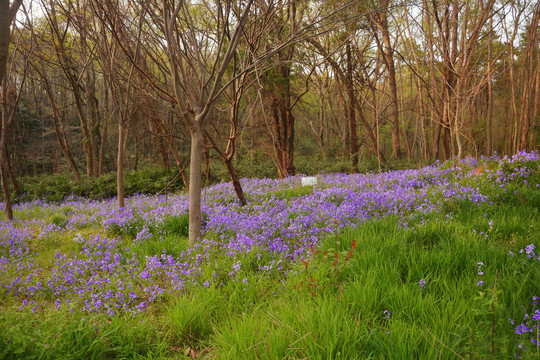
[0,151,539,359]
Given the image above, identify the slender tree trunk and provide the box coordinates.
[454,102,463,159]
[99,83,110,175]
[4,149,17,194]
[85,66,101,176]
[509,40,519,153]
[0,79,12,220]
[99,114,108,176]
[117,121,127,208]
[0,165,11,220]
[270,62,296,178]
[373,2,401,159]
[188,122,204,244]
[486,17,493,156]
[518,3,540,150]
[346,41,358,171]
[262,2,298,179]
[225,158,246,206]
[0,0,22,220]
[337,86,349,158]
[532,52,540,149]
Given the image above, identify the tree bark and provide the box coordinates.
[1,80,12,220]
[518,3,540,150]
[532,50,540,149]
[269,61,296,178]
[346,41,358,171]
[0,0,22,85]
[188,122,204,243]
[117,121,127,208]
[486,16,493,156]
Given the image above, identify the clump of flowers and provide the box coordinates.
[477,262,484,286]
[512,296,540,356]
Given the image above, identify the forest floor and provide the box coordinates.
[1,152,540,359]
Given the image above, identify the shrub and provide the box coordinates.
[12,167,185,204]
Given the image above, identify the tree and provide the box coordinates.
[160,0,255,244]
[41,0,100,177]
[0,0,22,83]
[0,0,23,220]
[368,0,401,159]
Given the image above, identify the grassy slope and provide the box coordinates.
[1,166,540,359]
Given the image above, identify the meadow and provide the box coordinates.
[1,151,540,359]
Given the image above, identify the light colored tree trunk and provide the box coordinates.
[188,122,204,244]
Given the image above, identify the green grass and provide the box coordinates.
[201,193,540,359]
[133,234,190,260]
[265,185,314,201]
[0,307,171,360]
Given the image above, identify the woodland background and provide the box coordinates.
[1,0,539,204]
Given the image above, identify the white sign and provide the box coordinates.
[301,176,317,187]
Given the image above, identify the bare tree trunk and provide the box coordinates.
[532,51,540,149]
[117,121,127,208]
[0,0,22,84]
[1,78,12,219]
[0,166,11,220]
[224,158,246,205]
[206,130,247,206]
[0,0,22,220]
[99,113,108,176]
[518,3,540,150]
[188,123,204,243]
[269,61,296,178]
[346,41,358,171]
[85,66,101,175]
[372,1,401,159]
[487,17,493,156]
[203,136,211,185]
